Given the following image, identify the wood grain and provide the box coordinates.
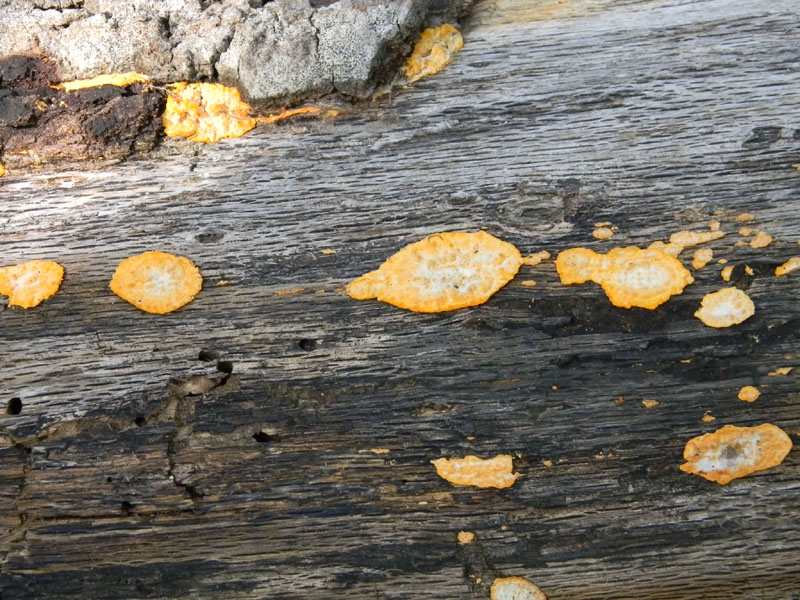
[2,0,800,598]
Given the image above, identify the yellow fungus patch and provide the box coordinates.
[694,287,754,328]
[60,72,150,91]
[679,424,792,484]
[708,220,721,231]
[738,227,754,237]
[701,412,716,422]
[692,248,713,270]
[735,241,747,247]
[256,106,327,124]
[520,280,536,287]
[275,288,304,296]
[163,82,256,143]
[594,221,612,227]
[775,257,800,276]
[669,229,725,247]
[738,385,760,403]
[768,367,793,376]
[457,531,476,544]
[110,251,202,314]
[749,232,773,248]
[347,231,522,312]
[720,266,734,282]
[431,454,519,489]
[369,448,390,454]
[0,164,6,177]
[321,248,337,255]
[403,24,464,83]
[542,459,553,466]
[641,399,660,409]
[735,213,756,223]
[555,246,694,309]
[592,226,614,240]
[217,280,230,286]
[521,251,550,266]
[490,576,548,600]
[0,260,64,308]
[718,258,728,264]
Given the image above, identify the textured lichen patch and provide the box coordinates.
[694,287,754,328]
[347,231,523,312]
[110,251,202,314]
[163,82,256,143]
[0,260,64,308]
[403,24,464,83]
[679,424,792,484]
[432,454,519,488]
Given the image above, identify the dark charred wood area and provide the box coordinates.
[0,57,164,169]
[1,1,800,599]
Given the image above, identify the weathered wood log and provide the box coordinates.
[1,0,799,598]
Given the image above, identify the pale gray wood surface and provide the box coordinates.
[2,0,800,598]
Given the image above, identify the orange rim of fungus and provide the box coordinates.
[403,24,464,83]
[694,287,754,328]
[0,260,64,308]
[110,251,203,314]
[347,231,523,313]
[60,72,150,91]
[431,454,520,489]
[555,246,694,309]
[679,424,792,484]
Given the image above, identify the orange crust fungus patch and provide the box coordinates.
[0,260,64,308]
[749,232,773,248]
[110,251,202,314]
[694,287,754,328]
[60,72,150,91]
[708,220,721,231]
[457,531,476,544]
[775,257,800,276]
[431,454,519,489]
[403,24,464,83]
[679,424,792,484]
[768,367,793,376]
[490,576,548,600]
[521,250,550,266]
[592,227,614,240]
[720,266,734,282]
[0,163,6,177]
[669,229,725,247]
[738,227,754,237]
[735,213,756,223]
[692,248,713,270]
[555,246,694,309]
[163,82,256,143]
[738,385,760,402]
[347,231,522,313]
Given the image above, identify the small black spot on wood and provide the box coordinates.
[252,431,276,443]
[298,338,318,351]
[7,397,22,415]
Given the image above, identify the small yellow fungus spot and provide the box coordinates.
[749,232,773,248]
[0,163,6,177]
[679,424,792,484]
[669,229,726,247]
[592,227,614,240]
[692,248,713,270]
[708,220,721,231]
[735,213,756,222]
[551,385,558,390]
[775,257,800,276]
[403,24,464,83]
[347,231,523,312]
[321,248,337,255]
[275,288,305,296]
[768,367,793,376]
[745,265,754,276]
[718,258,728,264]
[793,163,800,171]
[680,359,692,363]
[163,82,256,143]
[457,531,476,544]
[720,266,734,282]
[0,260,64,308]
[555,246,694,310]
[521,251,550,266]
[490,576,548,600]
[594,221,612,227]
[60,72,150,91]
[614,396,625,404]
[110,251,202,314]
[520,280,537,287]
[542,459,553,467]
[431,454,519,489]
[216,280,230,286]
[369,448,390,454]
[701,412,716,422]
[735,240,748,247]
[738,227,754,237]
[641,399,660,409]
[738,385,760,403]
[695,287,754,328]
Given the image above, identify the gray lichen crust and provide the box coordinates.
[0,0,472,104]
